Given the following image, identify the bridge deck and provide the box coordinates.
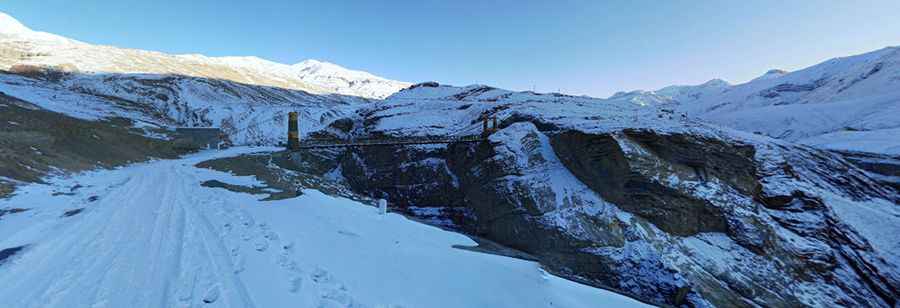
[292,135,487,150]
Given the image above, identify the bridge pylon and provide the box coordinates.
[481,115,499,138]
[288,111,300,150]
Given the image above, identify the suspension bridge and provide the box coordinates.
[285,112,498,150]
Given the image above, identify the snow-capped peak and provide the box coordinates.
[294,59,330,70]
[0,12,30,34]
[751,69,789,81]
[293,59,376,79]
[700,78,731,88]
[291,59,412,99]
[649,78,732,102]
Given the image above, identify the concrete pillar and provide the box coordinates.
[288,111,299,150]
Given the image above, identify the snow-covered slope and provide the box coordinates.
[0,12,409,99]
[645,47,900,155]
[0,147,648,308]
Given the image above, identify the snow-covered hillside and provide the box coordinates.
[645,47,900,155]
[0,12,410,99]
[0,71,366,145]
[0,147,648,308]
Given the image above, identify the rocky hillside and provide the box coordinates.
[0,12,410,99]
[0,92,204,198]
[290,83,900,307]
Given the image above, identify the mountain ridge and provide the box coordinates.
[626,46,900,156]
[0,12,410,99]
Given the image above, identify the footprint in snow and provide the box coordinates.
[239,212,255,227]
[319,286,357,308]
[280,241,295,256]
[202,284,220,304]
[317,299,346,308]
[233,255,246,274]
[337,230,360,237]
[264,231,280,242]
[254,238,269,252]
[311,267,333,284]
[289,276,304,293]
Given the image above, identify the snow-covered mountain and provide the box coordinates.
[0,12,409,99]
[643,47,900,156]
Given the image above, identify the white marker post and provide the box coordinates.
[378,199,387,215]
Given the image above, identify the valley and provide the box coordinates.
[1,10,898,308]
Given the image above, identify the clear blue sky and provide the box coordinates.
[3,1,900,97]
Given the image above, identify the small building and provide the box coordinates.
[174,127,228,150]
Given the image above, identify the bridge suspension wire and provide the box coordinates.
[286,111,500,151]
[211,107,499,150]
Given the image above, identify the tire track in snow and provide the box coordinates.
[176,166,256,308]
[0,173,147,307]
[0,158,259,308]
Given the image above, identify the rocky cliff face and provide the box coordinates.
[289,84,900,307]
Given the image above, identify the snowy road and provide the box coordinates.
[0,148,649,308]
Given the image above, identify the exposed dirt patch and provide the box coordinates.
[0,207,28,219]
[195,151,362,202]
[200,180,278,199]
[61,208,84,217]
[0,182,14,199]
[0,245,26,266]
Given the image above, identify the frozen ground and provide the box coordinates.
[0,147,648,308]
